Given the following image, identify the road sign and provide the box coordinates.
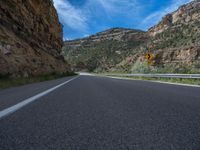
[145,53,153,65]
[145,53,153,60]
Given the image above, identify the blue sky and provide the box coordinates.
[53,0,192,40]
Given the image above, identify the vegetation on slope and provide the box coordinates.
[63,29,147,72]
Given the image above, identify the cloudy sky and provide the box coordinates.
[53,0,192,40]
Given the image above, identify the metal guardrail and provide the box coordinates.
[107,74,200,79]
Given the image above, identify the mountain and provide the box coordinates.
[0,0,71,78]
[63,0,200,73]
[64,28,148,72]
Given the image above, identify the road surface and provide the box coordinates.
[0,75,200,150]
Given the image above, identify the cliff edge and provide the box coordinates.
[0,0,71,77]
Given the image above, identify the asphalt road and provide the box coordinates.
[0,75,200,150]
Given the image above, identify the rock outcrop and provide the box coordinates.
[149,0,200,36]
[153,46,200,64]
[0,0,71,77]
[65,28,147,49]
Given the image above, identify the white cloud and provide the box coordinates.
[84,34,89,37]
[93,0,139,15]
[141,0,193,27]
[63,37,71,41]
[53,0,88,32]
[53,0,140,34]
[53,0,192,39]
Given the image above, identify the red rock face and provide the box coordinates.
[0,0,71,77]
[153,46,200,64]
[149,14,173,36]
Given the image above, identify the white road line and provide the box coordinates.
[0,76,79,119]
[106,76,200,88]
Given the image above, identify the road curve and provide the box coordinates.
[0,75,200,150]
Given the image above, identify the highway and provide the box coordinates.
[0,75,200,150]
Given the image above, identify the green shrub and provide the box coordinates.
[131,60,151,73]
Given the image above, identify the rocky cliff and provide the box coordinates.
[0,0,71,77]
[149,0,200,36]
